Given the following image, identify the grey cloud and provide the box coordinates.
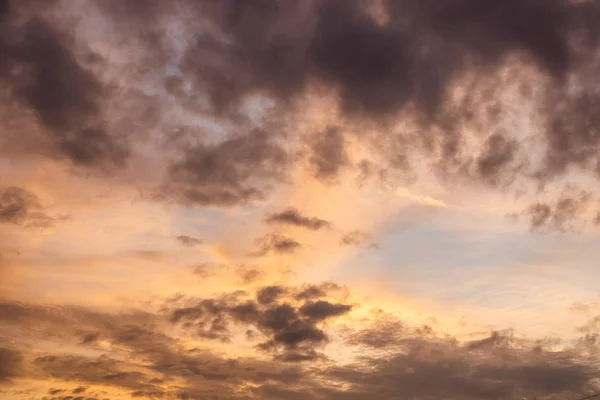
[0,186,40,224]
[252,233,302,256]
[0,347,22,383]
[523,190,591,233]
[159,129,288,207]
[265,208,331,231]
[0,4,128,169]
[340,230,369,246]
[466,330,512,351]
[0,187,62,237]
[594,211,600,226]
[162,0,600,195]
[1,295,600,399]
[332,325,599,400]
[475,132,519,186]
[299,301,352,321]
[257,285,288,305]
[175,235,203,247]
[1,0,599,213]
[72,386,87,394]
[296,282,344,300]
[35,354,154,392]
[172,0,585,119]
[168,284,352,362]
[308,127,349,182]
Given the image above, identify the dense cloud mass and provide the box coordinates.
[3,1,600,399]
[0,2,128,169]
[0,0,598,207]
[2,289,600,399]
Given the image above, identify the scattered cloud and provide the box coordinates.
[265,208,331,231]
[252,234,302,256]
[175,235,203,247]
[340,230,370,246]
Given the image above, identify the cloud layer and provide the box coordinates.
[2,1,600,399]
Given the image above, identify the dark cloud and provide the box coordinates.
[475,132,519,186]
[237,266,265,284]
[265,208,331,230]
[1,295,600,399]
[0,0,598,211]
[159,129,288,207]
[308,127,348,182]
[334,323,599,400]
[466,330,511,351]
[168,285,352,361]
[175,235,203,247]
[35,354,155,392]
[0,186,58,230]
[175,0,586,118]
[146,0,600,197]
[523,190,591,232]
[340,230,369,246]
[252,233,301,256]
[345,315,405,349]
[0,186,39,224]
[539,89,600,182]
[0,347,22,382]
[295,282,344,301]
[0,5,128,169]
[257,285,288,305]
[299,301,352,321]
[594,211,600,226]
[324,346,596,400]
[72,386,87,394]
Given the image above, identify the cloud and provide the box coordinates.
[168,284,352,361]
[338,319,599,400]
[4,1,600,399]
[0,186,39,224]
[72,386,86,394]
[475,132,519,186]
[1,293,600,399]
[0,347,22,382]
[172,0,583,119]
[522,190,591,232]
[35,354,155,392]
[0,0,599,213]
[308,127,349,182]
[324,344,596,400]
[252,233,302,256]
[257,285,288,305]
[299,300,352,321]
[265,208,331,230]
[0,186,56,228]
[340,230,369,246]
[295,283,344,300]
[175,235,203,247]
[0,3,128,169]
[158,128,288,207]
[149,0,600,196]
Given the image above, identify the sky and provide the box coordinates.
[2,0,600,399]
